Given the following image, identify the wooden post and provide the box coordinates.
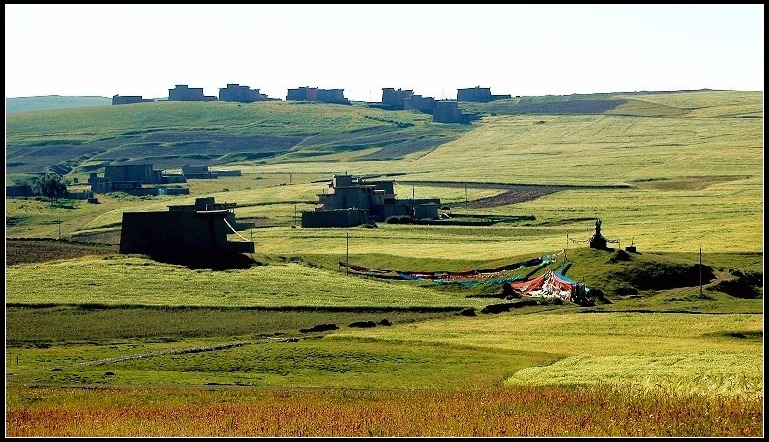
[699,246,703,296]
[346,231,349,276]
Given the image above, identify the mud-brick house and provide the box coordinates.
[112,95,155,105]
[456,86,512,102]
[218,83,261,103]
[168,84,217,102]
[89,164,189,196]
[301,174,440,228]
[119,197,254,256]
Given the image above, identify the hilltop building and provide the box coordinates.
[301,174,440,228]
[457,86,512,102]
[218,83,273,103]
[168,84,218,102]
[403,94,435,113]
[371,88,476,123]
[433,100,476,124]
[378,88,414,110]
[112,95,154,105]
[286,86,350,104]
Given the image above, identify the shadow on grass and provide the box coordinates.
[150,251,262,270]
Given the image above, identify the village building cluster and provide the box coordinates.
[81,163,242,198]
[112,84,511,124]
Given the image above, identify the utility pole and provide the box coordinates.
[699,245,703,296]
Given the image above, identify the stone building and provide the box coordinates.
[168,84,218,101]
[182,164,217,179]
[167,196,254,231]
[457,86,512,102]
[433,100,468,123]
[287,86,319,101]
[120,197,254,257]
[380,88,414,110]
[301,174,440,228]
[316,88,350,104]
[218,84,261,103]
[112,95,154,105]
[89,164,189,196]
[287,86,350,104]
[403,95,435,113]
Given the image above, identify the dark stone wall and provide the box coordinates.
[104,164,162,184]
[287,87,318,101]
[403,95,435,113]
[433,100,464,123]
[169,85,209,101]
[381,88,414,109]
[219,84,260,103]
[457,87,492,102]
[301,208,369,228]
[120,210,252,255]
[317,89,350,104]
[112,95,147,105]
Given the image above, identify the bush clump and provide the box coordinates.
[300,323,339,333]
[385,215,413,224]
[349,321,377,328]
[712,270,763,299]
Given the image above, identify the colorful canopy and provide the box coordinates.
[506,269,584,302]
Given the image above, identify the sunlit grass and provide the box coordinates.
[5,255,489,309]
[329,311,763,397]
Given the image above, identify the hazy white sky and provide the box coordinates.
[5,4,764,101]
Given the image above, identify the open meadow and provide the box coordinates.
[5,90,763,436]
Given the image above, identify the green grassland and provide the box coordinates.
[4,89,764,435]
[5,100,469,181]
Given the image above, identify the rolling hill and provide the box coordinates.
[6,95,112,114]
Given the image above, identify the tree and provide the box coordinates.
[33,172,68,202]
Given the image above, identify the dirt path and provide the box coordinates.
[402,181,572,209]
[5,336,301,382]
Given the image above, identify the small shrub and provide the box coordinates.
[300,323,339,333]
[608,249,631,263]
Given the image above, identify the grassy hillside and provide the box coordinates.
[6,95,112,114]
[5,100,469,181]
[4,89,763,436]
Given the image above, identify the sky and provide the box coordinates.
[4,4,764,102]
